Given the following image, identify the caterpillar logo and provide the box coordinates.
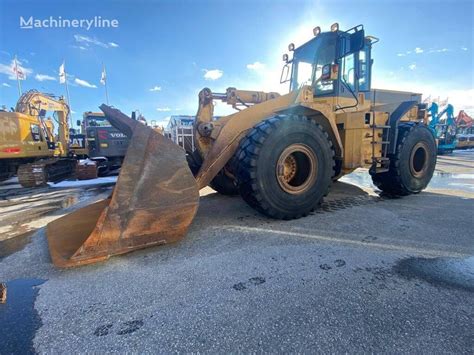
[70,135,86,148]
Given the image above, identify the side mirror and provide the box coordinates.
[280,64,290,84]
[338,29,365,58]
[349,30,365,53]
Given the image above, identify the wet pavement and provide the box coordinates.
[0,279,46,354]
[0,179,115,243]
[0,151,473,353]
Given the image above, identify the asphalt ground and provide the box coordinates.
[0,151,473,353]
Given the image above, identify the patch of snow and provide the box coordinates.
[78,159,97,166]
[49,176,117,188]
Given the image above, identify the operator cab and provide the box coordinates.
[282,24,377,102]
[83,113,112,128]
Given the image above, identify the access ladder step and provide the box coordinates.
[370,125,391,129]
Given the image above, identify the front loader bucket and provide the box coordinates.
[47,105,200,267]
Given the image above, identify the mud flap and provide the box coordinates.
[47,105,200,267]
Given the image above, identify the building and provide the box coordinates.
[165,115,196,153]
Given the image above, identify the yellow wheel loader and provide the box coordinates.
[47,24,437,267]
[0,90,97,187]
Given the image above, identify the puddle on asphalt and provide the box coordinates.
[0,278,47,354]
[341,170,474,193]
[394,256,474,292]
[0,231,35,261]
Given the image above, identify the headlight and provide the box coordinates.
[288,43,295,51]
[282,53,289,62]
[313,26,321,36]
[331,23,339,32]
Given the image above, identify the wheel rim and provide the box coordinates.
[276,143,318,194]
[409,142,429,178]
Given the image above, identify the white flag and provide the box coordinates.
[100,66,106,85]
[13,57,26,80]
[59,62,66,84]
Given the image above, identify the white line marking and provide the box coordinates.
[222,225,470,258]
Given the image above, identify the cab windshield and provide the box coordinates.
[290,33,337,94]
[85,116,111,127]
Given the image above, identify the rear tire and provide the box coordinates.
[235,115,334,219]
[371,123,436,195]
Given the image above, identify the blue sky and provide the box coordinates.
[0,0,472,127]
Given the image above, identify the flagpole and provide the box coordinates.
[14,55,22,97]
[102,63,109,104]
[62,60,73,129]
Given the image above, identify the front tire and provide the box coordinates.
[186,150,238,195]
[235,115,334,219]
[371,123,436,195]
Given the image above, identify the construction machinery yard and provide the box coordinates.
[1,18,473,354]
[0,150,473,353]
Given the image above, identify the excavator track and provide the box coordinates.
[17,159,77,188]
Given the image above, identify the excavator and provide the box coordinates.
[427,102,457,154]
[455,110,474,149]
[0,90,90,187]
[47,24,437,267]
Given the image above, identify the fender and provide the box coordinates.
[387,101,418,154]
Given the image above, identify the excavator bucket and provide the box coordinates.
[46,105,200,267]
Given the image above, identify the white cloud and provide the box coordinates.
[0,59,33,80]
[149,86,162,92]
[35,74,56,82]
[72,45,88,51]
[74,78,97,88]
[461,47,468,51]
[73,35,118,49]
[2,82,10,87]
[408,63,416,70]
[414,47,424,54]
[156,107,171,112]
[247,61,265,71]
[428,48,450,53]
[397,53,405,57]
[203,69,223,80]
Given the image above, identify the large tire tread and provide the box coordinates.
[372,123,436,195]
[234,115,335,219]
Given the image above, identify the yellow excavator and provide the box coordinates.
[0,90,81,187]
[47,24,437,267]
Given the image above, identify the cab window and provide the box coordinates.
[295,62,313,87]
[358,49,370,91]
[341,53,355,91]
[30,124,42,141]
[86,116,111,127]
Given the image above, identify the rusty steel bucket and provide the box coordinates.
[47,105,200,267]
